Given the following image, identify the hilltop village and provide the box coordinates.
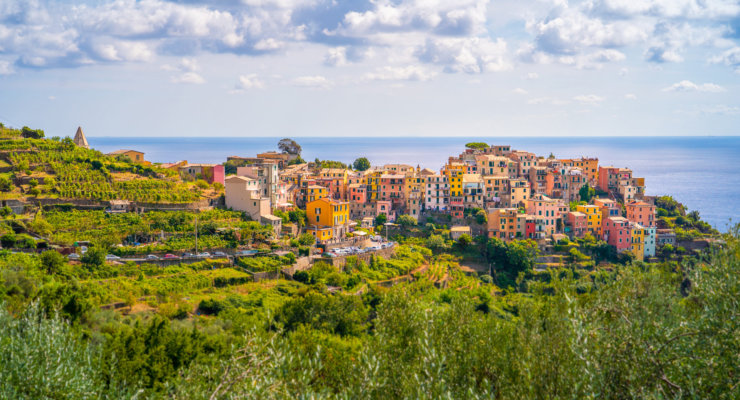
[213,142,663,261]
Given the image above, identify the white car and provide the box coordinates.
[68,253,80,260]
[105,254,121,260]
[146,254,159,260]
[197,252,211,258]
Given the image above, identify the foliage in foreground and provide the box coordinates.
[0,232,738,399]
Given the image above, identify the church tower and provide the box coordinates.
[73,126,89,149]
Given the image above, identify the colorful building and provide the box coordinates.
[525,194,566,237]
[108,149,150,165]
[425,174,449,211]
[560,157,598,184]
[566,211,587,238]
[181,163,225,185]
[462,174,484,209]
[630,223,646,261]
[306,197,350,242]
[443,162,466,197]
[598,166,632,191]
[644,226,656,258]
[576,204,602,238]
[626,200,656,228]
[504,178,529,208]
[603,216,631,252]
[487,208,527,241]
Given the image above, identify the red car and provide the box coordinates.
[163,254,178,259]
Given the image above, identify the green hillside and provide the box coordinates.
[0,126,212,203]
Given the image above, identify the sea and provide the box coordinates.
[88,136,740,232]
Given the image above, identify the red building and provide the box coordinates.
[526,216,536,239]
[603,216,631,252]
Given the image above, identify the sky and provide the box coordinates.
[0,0,739,138]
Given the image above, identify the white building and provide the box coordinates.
[424,174,449,211]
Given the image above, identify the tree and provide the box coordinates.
[0,176,12,192]
[426,234,446,250]
[81,247,106,268]
[40,250,66,275]
[375,213,387,227]
[20,126,44,139]
[475,209,487,225]
[579,183,596,203]
[465,142,488,150]
[456,234,472,249]
[353,157,371,171]
[396,215,417,228]
[298,233,316,247]
[278,138,302,155]
[1,232,16,248]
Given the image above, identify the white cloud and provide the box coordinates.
[526,72,539,80]
[324,47,348,67]
[235,74,265,90]
[292,75,332,88]
[574,94,605,104]
[253,38,284,51]
[337,0,489,37]
[363,65,436,81]
[171,72,205,84]
[166,57,205,84]
[624,93,637,100]
[415,37,510,74]
[662,80,726,92]
[699,105,740,115]
[0,60,13,75]
[512,88,528,95]
[710,47,740,73]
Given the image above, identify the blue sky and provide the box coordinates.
[1,0,739,137]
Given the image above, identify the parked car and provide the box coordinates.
[105,254,120,260]
[68,253,80,260]
[182,252,194,258]
[163,254,178,259]
[213,251,227,257]
[197,252,211,258]
[146,254,159,260]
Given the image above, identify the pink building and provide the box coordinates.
[348,184,367,204]
[598,166,632,191]
[379,174,405,206]
[566,211,587,238]
[603,216,631,252]
[525,194,566,236]
[626,200,656,228]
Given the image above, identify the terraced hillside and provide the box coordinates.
[0,126,215,203]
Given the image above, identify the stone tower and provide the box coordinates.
[73,126,89,149]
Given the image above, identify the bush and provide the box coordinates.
[81,247,106,267]
[0,232,16,248]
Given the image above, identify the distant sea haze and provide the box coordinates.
[89,136,740,232]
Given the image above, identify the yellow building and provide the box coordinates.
[305,225,332,242]
[303,185,328,204]
[367,170,383,201]
[561,158,598,184]
[107,149,150,165]
[631,223,645,261]
[444,162,466,197]
[576,204,602,237]
[306,197,350,241]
